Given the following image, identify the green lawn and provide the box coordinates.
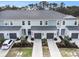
[6,47,32,57]
[21,48,32,57]
[59,48,79,57]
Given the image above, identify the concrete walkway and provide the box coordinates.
[47,39,62,57]
[32,39,43,57]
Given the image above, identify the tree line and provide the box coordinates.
[0,1,79,16]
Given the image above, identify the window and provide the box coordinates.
[40,21,42,25]
[28,21,31,25]
[22,29,26,35]
[10,22,13,25]
[22,21,25,25]
[74,21,77,25]
[57,21,59,25]
[63,21,65,25]
[45,21,48,25]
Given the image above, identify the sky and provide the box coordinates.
[0,1,79,7]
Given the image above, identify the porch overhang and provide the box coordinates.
[31,26,57,30]
[66,26,79,31]
[0,26,21,31]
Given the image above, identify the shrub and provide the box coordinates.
[54,38,57,41]
[59,36,64,40]
[12,39,33,47]
[31,38,34,41]
[16,37,20,41]
[42,39,48,46]
[25,36,28,40]
[56,36,78,48]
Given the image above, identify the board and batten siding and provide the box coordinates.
[65,20,78,26]
[48,20,56,26]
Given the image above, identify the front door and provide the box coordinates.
[28,29,31,35]
[61,29,65,35]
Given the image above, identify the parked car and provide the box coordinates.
[1,40,14,50]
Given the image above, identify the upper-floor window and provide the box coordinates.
[22,21,25,25]
[10,22,13,25]
[40,21,42,25]
[28,21,31,25]
[63,21,65,25]
[57,21,59,25]
[45,21,48,25]
[74,21,77,25]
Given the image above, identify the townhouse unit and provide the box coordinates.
[0,10,78,41]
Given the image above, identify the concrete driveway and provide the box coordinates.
[0,41,15,57]
[47,39,62,57]
[0,49,10,57]
[32,39,43,57]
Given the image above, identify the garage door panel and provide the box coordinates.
[9,33,17,39]
[34,33,41,39]
[71,33,78,39]
[47,33,54,39]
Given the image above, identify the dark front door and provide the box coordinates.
[47,33,54,39]
[28,29,31,35]
[61,29,65,35]
[57,29,59,36]
[9,33,17,39]
[34,33,41,39]
[0,33,4,39]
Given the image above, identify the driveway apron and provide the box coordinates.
[32,39,43,57]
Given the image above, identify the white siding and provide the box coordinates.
[65,20,78,26]
[48,20,56,26]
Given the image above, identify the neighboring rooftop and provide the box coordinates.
[0,26,21,31]
[31,26,57,30]
[66,26,79,30]
[0,10,66,19]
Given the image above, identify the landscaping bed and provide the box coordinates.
[56,36,78,48]
[42,39,50,57]
[56,36,79,57]
[43,46,50,57]
[6,47,32,57]
[59,48,79,57]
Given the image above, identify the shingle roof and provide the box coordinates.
[0,26,21,31]
[66,26,79,30]
[31,26,57,30]
[0,10,66,19]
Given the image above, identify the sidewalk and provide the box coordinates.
[32,39,43,57]
[47,39,62,57]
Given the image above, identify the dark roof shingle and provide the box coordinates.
[66,26,79,30]
[0,26,21,31]
[31,26,57,30]
[0,10,66,19]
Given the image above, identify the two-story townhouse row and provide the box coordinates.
[0,10,78,42]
